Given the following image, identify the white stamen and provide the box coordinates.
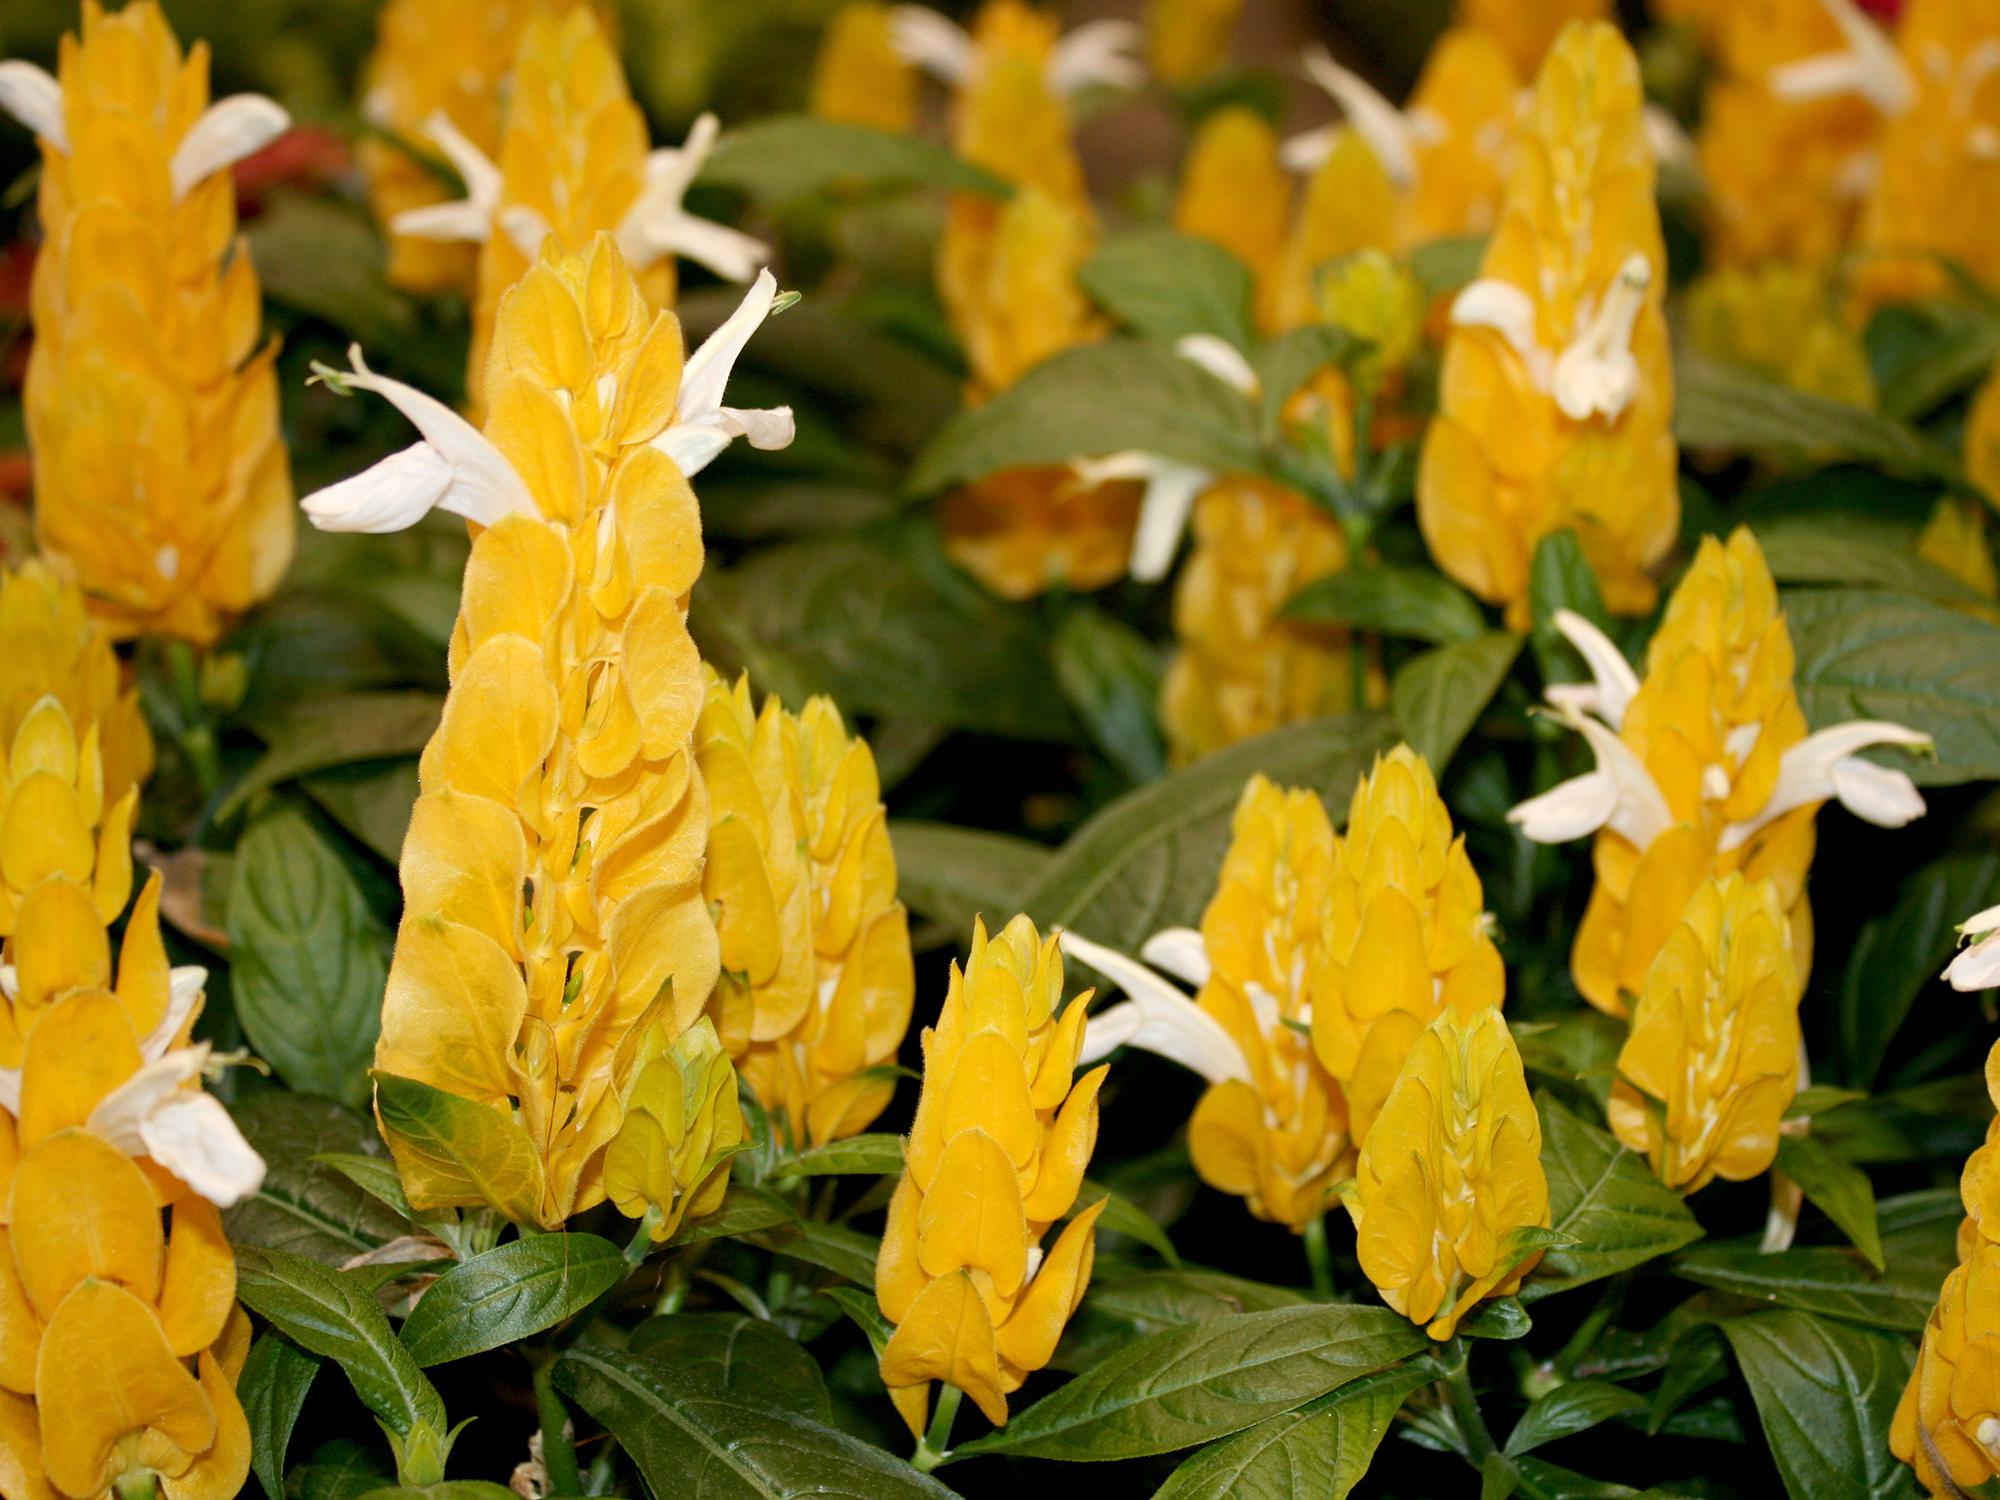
[1551,254,1651,423]
[1059,930,1252,1087]
[1294,47,1415,186]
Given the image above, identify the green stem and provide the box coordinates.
[113,1474,160,1500]
[584,1437,622,1495]
[532,1357,583,1497]
[1553,1275,1625,1379]
[1438,1339,1497,1466]
[1303,1214,1335,1298]
[912,1384,963,1473]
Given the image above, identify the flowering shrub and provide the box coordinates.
[1,0,1999,1496]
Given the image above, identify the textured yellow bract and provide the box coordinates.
[1418,21,1677,627]
[812,4,917,131]
[359,0,603,294]
[1686,264,1874,407]
[1606,874,1801,1193]
[1403,27,1522,246]
[1145,0,1243,85]
[696,667,915,1146]
[1854,0,2000,309]
[602,1017,742,1242]
[1310,746,1505,1147]
[1264,127,1396,337]
[0,562,151,939]
[1172,107,1293,295]
[20,0,293,644]
[374,235,726,1230]
[1347,1004,1548,1341]
[875,916,1107,1436]
[1456,0,1608,76]
[1182,776,1351,1229]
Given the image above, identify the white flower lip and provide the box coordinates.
[1452,278,1552,391]
[1046,20,1145,97]
[1069,452,1212,584]
[1551,253,1651,423]
[1507,706,1674,849]
[0,60,66,151]
[1718,721,1931,850]
[887,5,978,85]
[391,110,503,244]
[170,93,291,201]
[1289,47,1416,186]
[1946,905,2000,992]
[1543,610,1640,730]
[1059,929,1252,1088]
[1767,0,1914,115]
[649,268,797,477]
[616,113,772,283]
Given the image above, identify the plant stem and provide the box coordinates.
[584,1437,622,1495]
[1438,1339,1497,1465]
[1304,1214,1335,1298]
[532,1356,583,1497]
[912,1384,963,1473]
[113,1474,159,1500]
[1552,1275,1625,1378]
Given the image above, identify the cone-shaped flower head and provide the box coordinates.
[1854,0,2000,308]
[2,0,294,644]
[1145,0,1243,85]
[875,916,1108,1437]
[813,4,918,131]
[1158,478,1358,763]
[1173,107,1293,293]
[1347,1004,1549,1341]
[1418,21,1677,627]
[1686,262,1875,407]
[1311,746,1506,1147]
[1065,775,1351,1229]
[696,668,915,1146]
[1606,874,1802,1193]
[308,237,791,1228]
[1455,0,1610,77]
[1509,528,1931,1016]
[358,0,605,294]
[601,1016,742,1241]
[0,561,152,937]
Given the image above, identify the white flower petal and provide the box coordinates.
[88,1049,207,1158]
[1506,770,1618,844]
[301,444,455,533]
[499,204,554,261]
[1510,709,1675,849]
[1048,20,1146,97]
[0,1066,17,1119]
[389,111,501,243]
[1962,905,2000,939]
[1722,720,1931,848]
[0,963,15,1001]
[631,211,771,283]
[1069,451,1155,487]
[715,404,795,451]
[170,93,289,201]
[677,268,780,423]
[1945,933,2000,992]
[140,965,209,1061]
[1127,459,1214,583]
[1139,927,1211,988]
[0,60,65,151]
[1175,333,1259,395]
[1547,609,1639,729]
[653,423,736,478]
[888,6,978,83]
[1452,279,1549,389]
[390,198,497,243]
[138,1091,267,1209]
[1642,104,1696,175]
[1059,930,1251,1086]
[1301,47,1415,186]
[1829,754,1927,829]
[1278,124,1338,174]
[1551,253,1651,423]
[1768,0,1913,114]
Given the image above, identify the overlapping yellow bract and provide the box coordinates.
[1347,1004,1548,1341]
[1145,0,1242,85]
[1607,874,1801,1193]
[1311,746,1506,1148]
[1419,20,1677,627]
[0,562,150,939]
[374,234,730,1230]
[696,667,914,1147]
[1456,0,1609,76]
[812,4,917,131]
[1685,263,1874,407]
[875,916,1106,1437]
[360,0,604,295]
[601,1016,742,1243]
[20,0,293,645]
[1182,776,1352,1230]
[1173,108,1293,295]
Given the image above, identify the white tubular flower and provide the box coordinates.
[169,92,290,201]
[390,110,503,244]
[1544,609,1641,729]
[1768,0,1913,114]
[1508,707,1675,849]
[299,345,539,533]
[887,5,978,84]
[616,113,772,282]
[1047,19,1146,97]
[1175,333,1259,395]
[1059,930,1252,1087]
[87,1043,267,1209]
[0,963,205,1117]
[1071,452,1214,583]
[1452,278,1552,391]
[0,60,66,150]
[1945,906,2000,992]
[1140,927,1212,989]
[1719,722,1932,850]
[650,268,797,477]
[1285,47,1416,186]
[1551,253,1651,423]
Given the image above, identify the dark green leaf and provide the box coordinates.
[1673,1239,1947,1331]
[700,114,1007,201]
[1526,1095,1703,1301]
[1865,298,2000,420]
[220,692,442,823]
[398,1234,626,1365]
[1505,1380,1647,1457]
[887,821,1053,937]
[743,1219,878,1285]
[1083,1267,1310,1332]
[1409,236,1487,299]
[775,1134,905,1179]
[313,1153,415,1219]
[1777,1135,1884,1271]
[1079,227,1255,349]
[233,1244,446,1440]
[1080,1182,1182,1268]
[224,1096,406,1265]
[818,1285,896,1359]
[1528,530,1613,693]
[240,1331,319,1500]
[227,807,387,1107]
[557,1346,957,1500]
[247,192,415,350]
[1814,1073,1989,1165]
[1461,1298,1531,1340]
[291,1440,392,1500]
[1392,632,1523,775]
[951,1304,1428,1462]
[1053,605,1168,784]
[301,760,421,866]
[1251,326,1362,435]
[1722,1310,1921,1500]
[1283,565,1487,645]
[628,1313,832,1422]
[1755,518,1996,612]
[665,1184,796,1247]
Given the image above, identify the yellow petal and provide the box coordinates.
[10,1129,165,1322]
[376,915,529,1102]
[419,635,557,808]
[17,994,143,1146]
[156,1197,235,1358]
[879,1270,1008,1431]
[917,1127,1028,1295]
[995,1197,1106,1374]
[1022,1063,1106,1223]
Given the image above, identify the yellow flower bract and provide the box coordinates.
[812,4,917,132]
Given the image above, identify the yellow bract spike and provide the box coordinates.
[1173,108,1293,293]
[812,4,918,132]
[1145,0,1242,85]
[1455,0,1610,76]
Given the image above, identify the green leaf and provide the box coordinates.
[233,1244,446,1440]
[1814,1073,1989,1165]
[246,192,415,351]
[1865,298,2000,420]
[951,1303,1428,1462]
[1251,326,1362,435]
[1504,1380,1648,1458]
[1674,352,1961,484]
[665,1183,796,1247]
[314,1153,415,1219]
[1673,1239,1947,1332]
[1526,1095,1703,1302]
[1840,851,2000,1087]
[398,1234,626,1366]
[1528,529,1613,693]
[227,807,387,1107]
[1082,1267,1310,1330]
[302,760,422,866]
[240,1331,319,1500]
[1409,235,1487,299]
[817,1285,896,1360]
[1079,227,1255,349]
[886,821,1052,937]
[1080,1182,1182,1268]
[556,1346,958,1500]
[699,113,1008,201]
[1754,517,1997,612]
[224,1096,407,1265]
[220,691,443,823]
[1023,712,1395,953]
[1283,565,1487,645]
[743,1219,878,1285]
[908,340,1263,496]
[1053,605,1168,784]
[774,1134,905,1180]
[1777,1135,1884,1271]
[1722,1310,1922,1500]
[1392,632,1523,775]
[1461,1298,1532,1340]
[291,1440,392,1500]
[1150,1360,1434,1500]
[628,1313,832,1422]
[371,1071,547,1224]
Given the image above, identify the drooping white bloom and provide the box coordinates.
[1543,610,1640,729]
[1059,930,1251,1087]
[1283,47,1416,185]
[1718,722,1932,849]
[1945,906,2000,992]
[649,268,797,477]
[1071,451,1214,583]
[1452,278,1551,391]
[1508,705,1676,848]
[614,113,771,282]
[0,60,66,150]
[390,110,504,244]
[1551,254,1651,422]
[887,4,978,84]
[887,5,1142,97]
[1768,0,1914,115]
